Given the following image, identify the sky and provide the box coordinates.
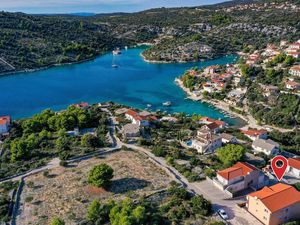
[0,0,226,14]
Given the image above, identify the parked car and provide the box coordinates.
[218,209,229,220]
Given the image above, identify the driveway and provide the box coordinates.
[194,180,262,225]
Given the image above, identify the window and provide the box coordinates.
[263,216,267,220]
[264,209,268,213]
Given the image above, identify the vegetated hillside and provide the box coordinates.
[0,12,128,73]
[0,0,299,73]
[95,0,299,62]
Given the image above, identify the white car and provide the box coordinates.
[218,209,229,220]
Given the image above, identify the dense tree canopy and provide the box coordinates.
[88,164,114,188]
[216,144,246,167]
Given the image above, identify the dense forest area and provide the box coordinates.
[0,0,299,73]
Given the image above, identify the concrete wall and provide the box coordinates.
[247,196,271,225]
[247,196,300,225]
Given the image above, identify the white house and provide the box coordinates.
[287,158,300,178]
[0,116,11,134]
[252,139,280,155]
[289,66,300,77]
[214,162,267,194]
[125,109,149,127]
[241,129,268,141]
[191,126,222,154]
[220,133,237,144]
[285,80,300,90]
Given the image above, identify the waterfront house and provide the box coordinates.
[220,133,237,144]
[203,82,214,93]
[72,102,89,110]
[0,116,11,134]
[125,109,158,127]
[214,162,267,194]
[246,183,300,225]
[287,158,300,177]
[204,65,219,75]
[199,117,226,130]
[191,126,222,154]
[122,124,140,138]
[241,129,268,141]
[125,109,149,127]
[289,65,300,77]
[252,139,279,155]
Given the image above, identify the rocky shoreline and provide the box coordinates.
[174,78,248,125]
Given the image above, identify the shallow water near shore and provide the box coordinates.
[0,47,243,126]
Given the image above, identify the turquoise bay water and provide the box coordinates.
[0,47,240,124]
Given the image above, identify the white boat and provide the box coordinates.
[112,64,119,68]
[162,101,172,106]
[125,46,128,50]
[112,48,122,55]
[147,104,152,108]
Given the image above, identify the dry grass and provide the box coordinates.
[17,150,171,225]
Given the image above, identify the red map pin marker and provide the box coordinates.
[271,155,288,181]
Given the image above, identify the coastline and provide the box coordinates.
[174,78,295,132]
[174,78,248,125]
[0,55,100,77]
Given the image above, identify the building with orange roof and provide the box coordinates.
[246,183,300,225]
[0,116,11,134]
[204,65,220,75]
[72,102,89,110]
[125,109,158,127]
[285,80,300,90]
[289,65,300,77]
[241,129,268,141]
[199,117,227,132]
[287,158,300,177]
[213,162,267,195]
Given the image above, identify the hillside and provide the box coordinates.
[0,0,299,73]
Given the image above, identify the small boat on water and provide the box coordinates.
[162,101,172,106]
[112,48,122,55]
[125,46,128,50]
[147,104,152,108]
[112,64,119,68]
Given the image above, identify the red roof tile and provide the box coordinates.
[241,129,267,136]
[126,109,138,117]
[288,158,300,170]
[248,183,300,213]
[218,162,258,180]
[0,116,11,125]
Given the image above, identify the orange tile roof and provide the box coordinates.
[286,80,300,87]
[126,109,138,117]
[288,158,300,170]
[0,116,11,125]
[290,66,300,71]
[241,129,267,136]
[218,162,258,180]
[205,122,219,130]
[248,183,300,213]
